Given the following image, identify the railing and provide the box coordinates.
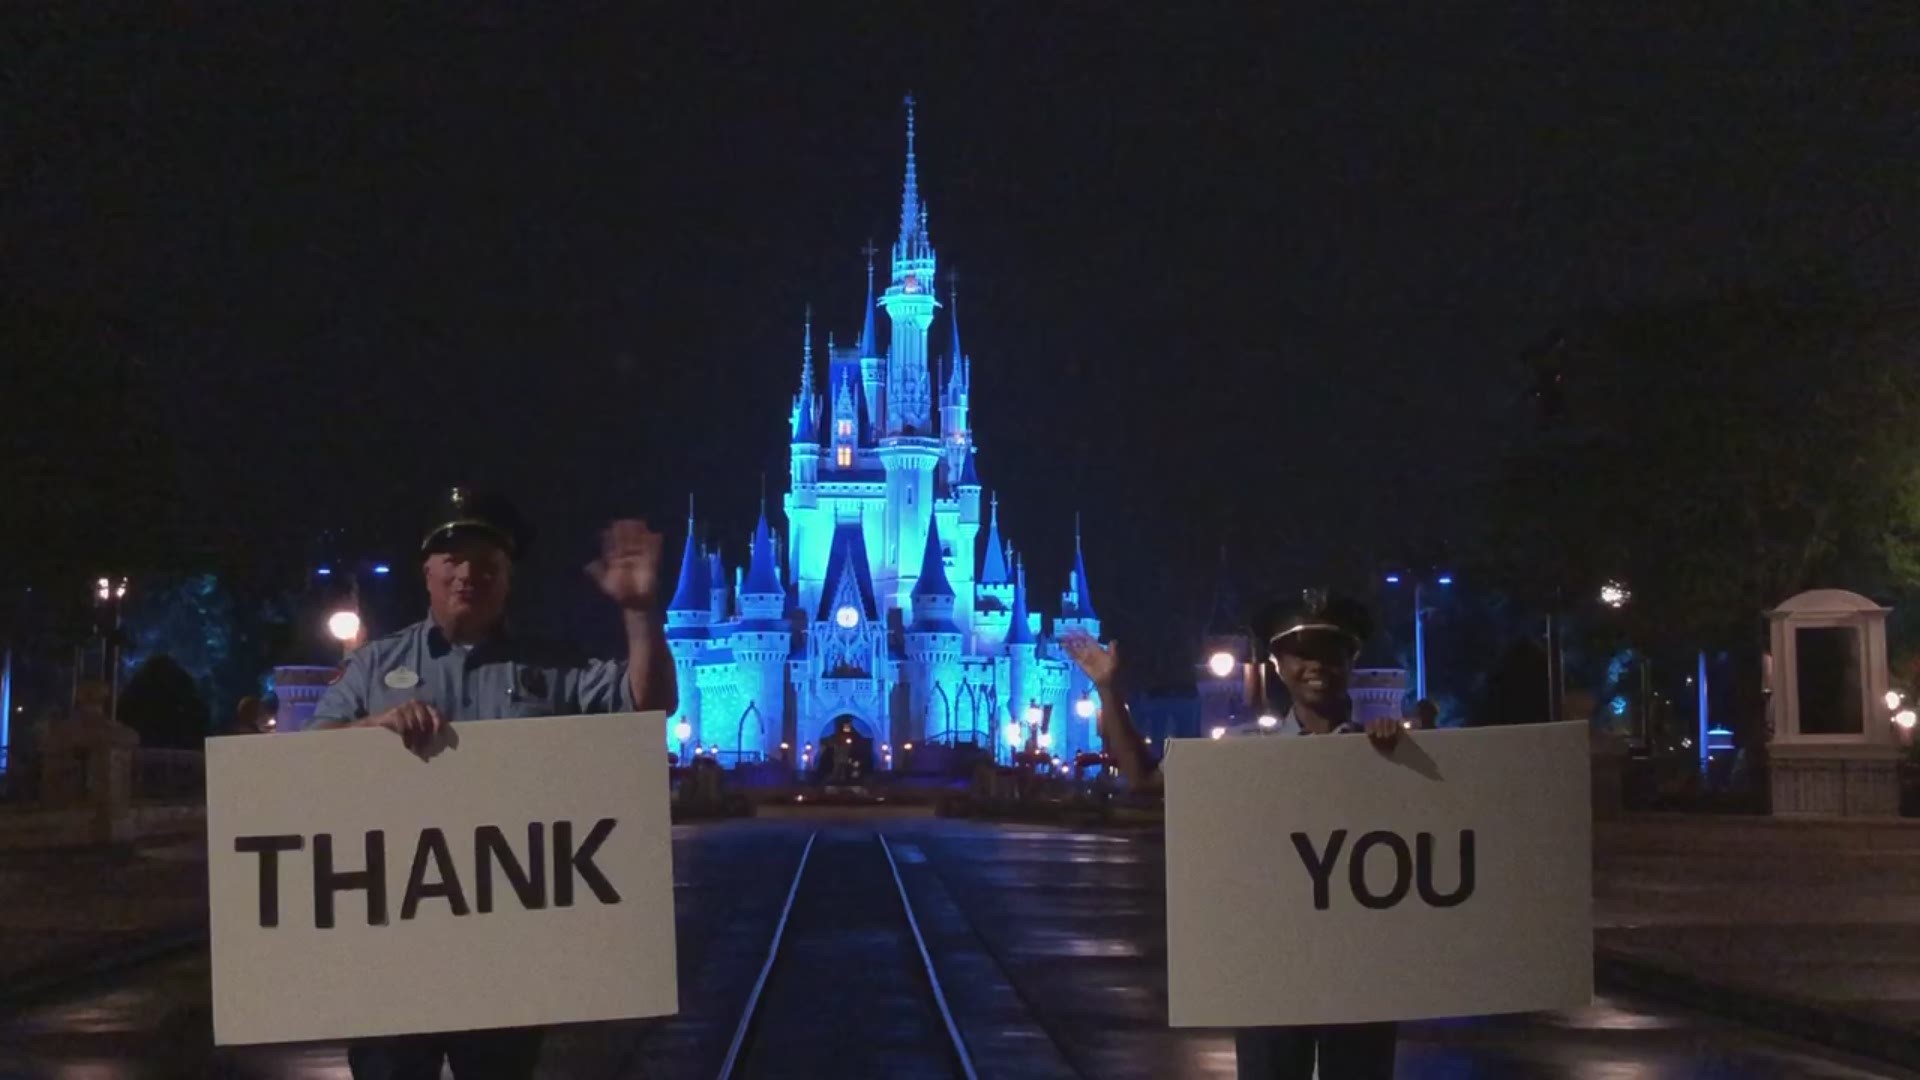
[133,749,205,801]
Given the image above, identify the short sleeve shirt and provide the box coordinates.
[308,618,634,727]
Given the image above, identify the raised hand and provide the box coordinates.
[589,519,665,611]
[1063,631,1122,688]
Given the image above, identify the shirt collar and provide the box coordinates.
[422,615,512,658]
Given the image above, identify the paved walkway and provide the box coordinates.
[1595,814,1920,1067]
[5,813,1920,1070]
[0,835,207,1009]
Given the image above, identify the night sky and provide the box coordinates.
[12,6,1917,668]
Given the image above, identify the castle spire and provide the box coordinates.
[793,304,817,442]
[1006,556,1035,644]
[899,94,921,244]
[911,511,955,600]
[980,492,1009,585]
[742,496,782,596]
[857,240,878,358]
[667,499,708,613]
[1072,513,1097,619]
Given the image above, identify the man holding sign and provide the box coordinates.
[306,488,677,1080]
[1067,589,1405,1078]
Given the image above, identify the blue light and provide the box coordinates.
[1437,575,1454,586]
[373,564,391,576]
[316,567,332,577]
[1609,695,1629,717]
[1385,574,1402,585]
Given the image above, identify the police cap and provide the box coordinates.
[420,487,532,561]
[1251,588,1373,657]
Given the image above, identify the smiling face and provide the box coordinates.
[1268,629,1356,714]
[423,535,512,642]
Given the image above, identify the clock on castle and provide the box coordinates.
[664,97,1104,774]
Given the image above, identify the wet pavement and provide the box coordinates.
[1,817,1915,1079]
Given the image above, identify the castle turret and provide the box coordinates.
[733,503,792,760]
[904,513,964,745]
[880,96,940,437]
[939,272,971,480]
[665,505,711,749]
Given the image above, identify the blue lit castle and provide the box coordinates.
[665,100,1103,772]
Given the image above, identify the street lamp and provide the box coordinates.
[1209,726,1226,740]
[327,609,362,658]
[1599,581,1631,609]
[1895,710,1917,731]
[1206,651,1236,679]
[1074,695,1096,720]
[1886,690,1905,711]
[1385,570,1452,701]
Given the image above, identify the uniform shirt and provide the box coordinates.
[309,617,634,727]
[1222,710,1365,737]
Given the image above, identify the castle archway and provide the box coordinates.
[815,714,876,783]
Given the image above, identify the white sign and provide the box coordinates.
[206,712,678,1046]
[1163,721,1591,1028]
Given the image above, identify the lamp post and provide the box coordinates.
[1385,570,1452,702]
[326,609,362,659]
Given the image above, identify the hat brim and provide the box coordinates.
[1268,622,1363,654]
[421,519,518,559]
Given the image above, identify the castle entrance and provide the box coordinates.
[815,715,876,784]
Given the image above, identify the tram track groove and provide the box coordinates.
[714,829,980,1080]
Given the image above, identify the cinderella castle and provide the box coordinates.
[665,99,1104,772]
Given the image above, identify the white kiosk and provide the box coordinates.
[1766,589,1899,817]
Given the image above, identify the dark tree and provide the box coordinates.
[119,655,210,749]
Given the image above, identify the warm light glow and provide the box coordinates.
[326,610,362,643]
[1894,709,1917,731]
[1037,731,1053,749]
[1003,721,1023,746]
[1143,736,1153,744]
[835,604,860,629]
[1209,727,1226,740]
[1256,714,1278,730]
[1599,581,1631,609]
[1887,690,1905,711]
[780,741,790,750]
[902,742,913,751]
[1206,651,1236,679]
[1403,720,1413,730]
[836,446,853,467]
[881,744,891,753]
[675,721,692,742]
[1074,698,1096,719]
[1025,705,1044,725]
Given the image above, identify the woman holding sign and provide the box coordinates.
[1064,588,1402,1080]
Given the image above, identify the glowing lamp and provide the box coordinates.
[1256,714,1278,730]
[1209,727,1226,740]
[881,744,891,753]
[1437,575,1454,586]
[903,742,913,751]
[316,567,332,577]
[373,563,391,576]
[1074,698,1096,719]
[1599,581,1631,609]
[327,610,362,643]
[1025,705,1045,725]
[1887,691,1905,711]
[780,741,790,750]
[1384,574,1402,585]
[674,721,692,742]
[1037,731,1053,750]
[835,605,860,629]
[1894,710,1917,731]
[1206,651,1236,679]
[1003,721,1023,746]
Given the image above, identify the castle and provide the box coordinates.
[665,99,1104,771]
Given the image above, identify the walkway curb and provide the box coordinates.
[0,925,207,1018]
[1595,947,1920,1072]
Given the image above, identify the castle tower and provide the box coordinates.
[664,505,713,748]
[905,512,963,746]
[858,242,886,436]
[1055,515,1104,754]
[880,96,940,437]
[733,503,793,761]
[939,272,971,481]
[877,96,943,604]
[787,308,824,616]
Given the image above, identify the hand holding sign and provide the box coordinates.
[364,700,449,755]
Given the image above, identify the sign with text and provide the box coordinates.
[206,712,677,1046]
[1163,721,1591,1028]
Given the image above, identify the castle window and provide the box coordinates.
[837,419,853,437]
[836,446,852,467]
